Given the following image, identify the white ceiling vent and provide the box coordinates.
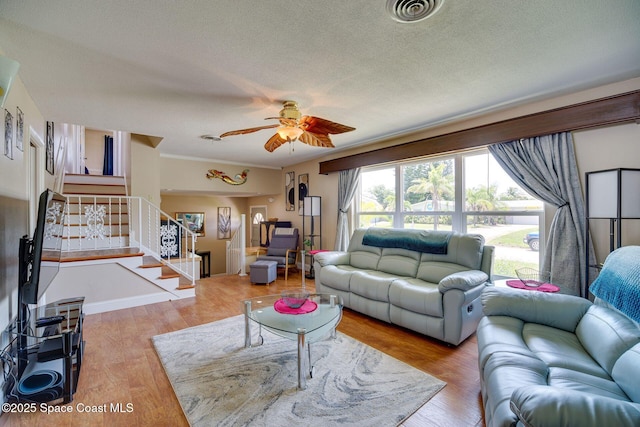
[386,0,445,23]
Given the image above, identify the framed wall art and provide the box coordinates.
[285,171,295,211]
[175,212,205,237]
[16,107,23,152]
[4,109,13,160]
[298,173,309,215]
[46,121,54,175]
[218,207,231,239]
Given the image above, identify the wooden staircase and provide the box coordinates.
[62,174,130,251]
[138,256,195,290]
[55,174,196,314]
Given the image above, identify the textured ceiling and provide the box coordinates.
[1,0,639,169]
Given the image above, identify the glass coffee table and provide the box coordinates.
[243,293,343,390]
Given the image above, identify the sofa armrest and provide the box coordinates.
[481,286,592,332]
[313,251,351,267]
[510,386,640,427]
[438,270,488,292]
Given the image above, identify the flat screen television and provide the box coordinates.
[18,189,66,307]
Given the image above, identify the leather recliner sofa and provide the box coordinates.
[313,228,494,345]
[477,246,640,427]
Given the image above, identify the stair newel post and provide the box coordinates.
[239,214,247,276]
[108,196,112,248]
[191,224,196,282]
[65,198,71,251]
[92,196,97,250]
[118,196,122,247]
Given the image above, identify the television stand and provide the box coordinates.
[11,297,85,404]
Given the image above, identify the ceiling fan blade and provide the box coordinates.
[264,133,287,152]
[219,123,279,138]
[299,131,335,148]
[299,116,355,135]
[264,117,297,127]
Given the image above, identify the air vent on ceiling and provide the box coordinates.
[386,0,445,23]
[200,134,221,141]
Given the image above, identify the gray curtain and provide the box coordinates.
[488,132,590,297]
[334,168,361,251]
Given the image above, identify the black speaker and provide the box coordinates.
[16,358,64,402]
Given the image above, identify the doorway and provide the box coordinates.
[27,127,45,231]
[249,206,267,247]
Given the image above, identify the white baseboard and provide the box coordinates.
[82,293,176,315]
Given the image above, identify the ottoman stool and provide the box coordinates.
[250,260,277,285]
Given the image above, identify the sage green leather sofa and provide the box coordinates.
[478,252,640,427]
[313,228,494,345]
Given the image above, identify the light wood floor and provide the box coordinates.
[1,271,485,427]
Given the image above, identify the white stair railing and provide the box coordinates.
[226,214,247,276]
[63,195,197,285]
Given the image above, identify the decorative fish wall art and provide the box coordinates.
[206,169,249,185]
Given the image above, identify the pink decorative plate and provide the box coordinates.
[274,299,318,314]
[506,279,560,293]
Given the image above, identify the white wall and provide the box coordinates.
[130,134,161,204]
[275,78,640,252]
[158,156,281,196]
[0,51,47,339]
[45,263,172,314]
[574,123,640,262]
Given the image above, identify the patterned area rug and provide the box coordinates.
[152,315,445,427]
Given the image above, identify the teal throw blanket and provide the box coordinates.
[590,246,640,323]
[362,228,451,254]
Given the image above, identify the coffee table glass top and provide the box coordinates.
[243,293,343,342]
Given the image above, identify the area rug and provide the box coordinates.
[152,315,446,427]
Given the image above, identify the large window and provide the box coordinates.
[356,149,544,278]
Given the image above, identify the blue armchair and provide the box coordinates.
[257,228,299,281]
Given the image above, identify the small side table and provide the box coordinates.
[196,250,211,278]
[306,250,330,279]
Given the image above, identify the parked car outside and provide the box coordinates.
[523,231,539,251]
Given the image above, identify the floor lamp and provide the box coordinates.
[585,168,640,290]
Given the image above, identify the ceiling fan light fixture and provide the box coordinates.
[277,125,303,141]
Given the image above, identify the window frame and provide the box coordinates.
[355,148,544,278]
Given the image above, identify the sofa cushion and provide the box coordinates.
[576,305,640,376]
[481,287,592,333]
[316,265,360,292]
[418,233,484,270]
[477,315,533,369]
[389,278,443,317]
[523,323,610,379]
[417,261,473,284]
[510,386,640,427]
[482,352,548,427]
[349,271,398,302]
[612,343,640,403]
[547,367,629,400]
[346,228,394,270]
[377,247,420,277]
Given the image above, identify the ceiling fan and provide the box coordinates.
[218,100,356,152]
